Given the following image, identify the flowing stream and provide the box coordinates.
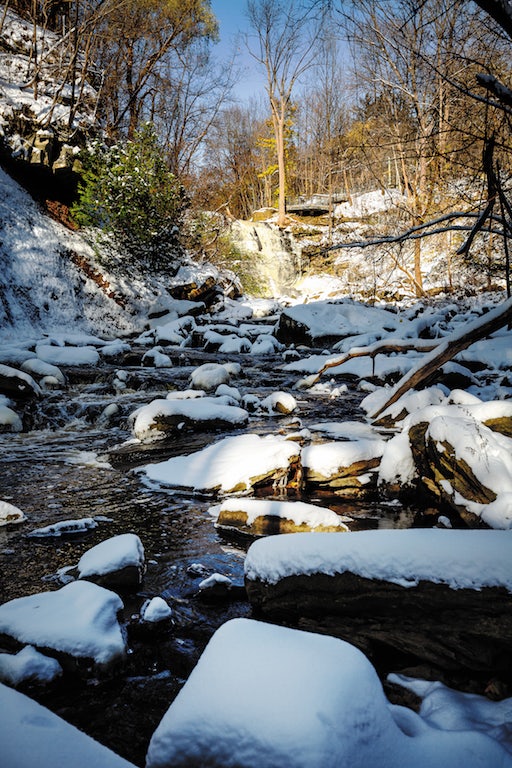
[0,347,418,765]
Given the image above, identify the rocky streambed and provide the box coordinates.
[1,295,511,765]
[0,345,420,764]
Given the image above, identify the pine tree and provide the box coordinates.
[72,124,188,273]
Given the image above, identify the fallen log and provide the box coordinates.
[370,297,512,420]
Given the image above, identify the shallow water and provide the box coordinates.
[0,348,421,765]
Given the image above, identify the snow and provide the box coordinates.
[77,533,145,579]
[213,498,349,530]
[143,434,300,494]
[141,597,173,623]
[28,517,98,537]
[0,499,26,526]
[35,344,100,367]
[146,618,512,768]
[302,438,386,476]
[0,646,62,686]
[0,581,126,665]
[130,397,249,441]
[334,188,406,218]
[244,529,512,591]
[0,683,136,768]
[389,674,512,753]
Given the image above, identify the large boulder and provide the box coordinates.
[0,364,41,400]
[142,434,302,496]
[78,533,145,589]
[244,529,512,683]
[145,618,511,768]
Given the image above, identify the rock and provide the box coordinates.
[190,362,232,391]
[78,533,145,589]
[408,418,512,527]
[0,683,137,768]
[141,597,173,624]
[0,364,42,400]
[0,581,126,673]
[130,398,249,441]
[169,276,221,307]
[214,498,349,537]
[197,573,235,600]
[20,358,66,385]
[275,299,405,347]
[0,646,63,687]
[302,440,385,498]
[145,617,510,768]
[0,500,26,526]
[244,530,512,684]
[261,391,297,415]
[143,434,302,495]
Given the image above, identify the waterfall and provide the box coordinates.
[229,221,302,297]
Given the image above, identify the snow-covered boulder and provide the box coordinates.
[142,347,173,368]
[276,299,408,347]
[143,434,301,495]
[302,439,386,498]
[20,357,66,385]
[244,529,512,682]
[0,363,41,400]
[35,344,100,366]
[409,413,512,529]
[28,517,98,537]
[145,617,511,768]
[261,391,297,415]
[0,402,23,432]
[78,533,145,589]
[141,597,173,624]
[190,362,237,391]
[0,581,126,669]
[374,397,512,526]
[197,573,234,600]
[130,397,249,442]
[0,500,26,526]
[213,498,349,536]
[0,683,136,768]
[0,645,62,687]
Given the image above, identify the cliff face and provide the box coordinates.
[0,8,97,203]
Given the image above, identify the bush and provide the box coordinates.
[72,124,188,273]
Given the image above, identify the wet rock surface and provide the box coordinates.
[246,571,512,685]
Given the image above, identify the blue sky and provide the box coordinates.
[210,0,267,102]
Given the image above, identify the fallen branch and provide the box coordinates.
[370,297,512,420]
[298,338,438,388]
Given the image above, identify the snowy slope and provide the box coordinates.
[0,167,214,341]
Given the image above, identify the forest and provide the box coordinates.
[2,0,512,299]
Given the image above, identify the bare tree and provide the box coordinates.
[246,0,323,226]
[92,0,217,139]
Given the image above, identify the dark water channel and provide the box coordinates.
[0,348,419,765]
